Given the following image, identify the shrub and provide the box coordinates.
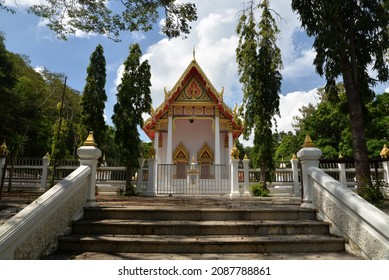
[116,183,138,196]
[361,181,385,208]
[250,182,270,197]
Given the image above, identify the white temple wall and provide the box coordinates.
[173,119,215,163]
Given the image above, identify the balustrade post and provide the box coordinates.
[242,156,250,196]
[383,160,389,186]
[338,161,347,188]
[230,158,240,197]
[297,135,322,209]
[0,141,8,199]
[146,158,156,196]
[40,152,50,191]
[290,154,300,197]
[0,156,5,192]
[137,158,144,192]
[77,132,101,207]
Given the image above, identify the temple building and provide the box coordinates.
[142,57,243,194]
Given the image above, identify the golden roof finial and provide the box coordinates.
[193,46,196,61]
[302,134,315,148]
[83,131,97,146]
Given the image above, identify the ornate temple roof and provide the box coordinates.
[142,58,243,140]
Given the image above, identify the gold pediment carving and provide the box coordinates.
[197,143,214,164]
[173,143,189,164]
[175,78,213,103]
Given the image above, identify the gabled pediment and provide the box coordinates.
[174,77,213,103]
[173,143,189,164]
[197,143,214,164]
[143,58,244,140]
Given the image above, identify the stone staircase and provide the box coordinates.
[51,200,355,259]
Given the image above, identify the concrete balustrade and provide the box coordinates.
[0,133,101,259]
[297,142,389,259]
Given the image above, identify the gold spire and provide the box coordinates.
[302,134,315,148]
[83,131,97,146]
[291,153,297,160]
[193,46,196,61]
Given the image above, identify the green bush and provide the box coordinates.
[361,181,385,208]
[116,183,138,196]
[250,183,270,197]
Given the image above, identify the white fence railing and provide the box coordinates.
[1,156,388,197]
[157,164,230,195]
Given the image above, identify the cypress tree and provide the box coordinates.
[112,43,152,188]
[236,0,282,183]
[80,44,107,149]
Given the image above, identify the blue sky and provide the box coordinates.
[1,0,388,146]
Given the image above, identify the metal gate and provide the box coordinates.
[157,164,230,195]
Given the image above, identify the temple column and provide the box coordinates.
[228,131,233,159]
[215,113,221,164]
[154,131,159,163]
[153,131,159,193]
[167,115,173,164]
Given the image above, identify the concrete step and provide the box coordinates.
[52,204,350,258]
[57,234,345,254]
[71,219,330,236]
[43,251,362,260]
[83,207,317,221]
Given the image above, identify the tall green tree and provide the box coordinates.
[0,0,197,41]
[291,0,389,195]
[236,0,282,182]
[0,32,17,138]
[81,44,107,150]
[112,43,152,187]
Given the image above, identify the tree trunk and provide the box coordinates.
[340,56,371,195]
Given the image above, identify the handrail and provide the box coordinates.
[308,166,389,259]
[0,165,91,259]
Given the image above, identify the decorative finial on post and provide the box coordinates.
[291,153,297,160]
[230,143,240,160]
[302,134,315,148]
[83,131,97,146]
[0,140,8,156]
[380,144,389,158]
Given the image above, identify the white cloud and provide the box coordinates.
[240,88,319,147]
[4,0,44,7]
[275,88,319,133]
[113,0,321,145]
[282,48,317,80]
